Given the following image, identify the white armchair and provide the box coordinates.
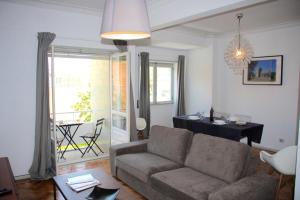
[260,145,297,199]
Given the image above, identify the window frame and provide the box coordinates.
[150,61,175,105]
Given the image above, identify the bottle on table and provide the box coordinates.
[210,107,214,122]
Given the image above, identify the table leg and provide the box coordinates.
[58,124,84,158]
[60,137,71,159]
[67,126,79,150]
[68,125,84,155]
[57,126,71,159]
[60,126,78,159]
[247,136,252,146]
[53,179,57,200]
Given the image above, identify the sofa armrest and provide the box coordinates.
[109,140,148,176]
[209,174,277,200]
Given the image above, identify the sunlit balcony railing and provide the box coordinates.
[51,110,110,162]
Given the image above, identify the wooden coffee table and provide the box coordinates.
[52,168,121,200]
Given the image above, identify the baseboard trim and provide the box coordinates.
[15,156,110,181]
[240,139,278,152]
[57,154,109,166]
[251,143,278,152]
[15,174,30,180]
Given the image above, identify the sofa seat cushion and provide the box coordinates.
[148,125,193,164]
[185,134,250,183]
[116,152,180,183]
[151,167,228,200]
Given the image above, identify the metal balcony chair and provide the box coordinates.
[80,118,105,157]
[214,111,230,120]
[234,114,252,122]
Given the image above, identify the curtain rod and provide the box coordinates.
[138,54,178,63]
[149,59,177,63]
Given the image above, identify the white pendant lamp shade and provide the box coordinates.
[101,0,151,40]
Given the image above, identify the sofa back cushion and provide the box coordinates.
[148,126,192,164]
[185,134,250,183]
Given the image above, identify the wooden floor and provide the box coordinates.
[16,159,145,200]
[16,148,294,200]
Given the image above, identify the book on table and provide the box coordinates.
[67,174,100,192]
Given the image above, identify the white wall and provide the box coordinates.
[295,121,300,199]
[0,2,189,176]
[294,70,300,199]
[213,25,300,150]
[186,46,213,114]
[0,1,118,176]
[150,105,174,127]
[136,47,188,128]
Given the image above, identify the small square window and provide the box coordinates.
[149,62,174,104]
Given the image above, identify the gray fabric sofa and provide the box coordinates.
[110,125,277,200]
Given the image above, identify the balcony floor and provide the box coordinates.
[57,146,109,166]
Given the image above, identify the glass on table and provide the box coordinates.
[195,111,205,120]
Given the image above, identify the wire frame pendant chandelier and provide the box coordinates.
[224,13,254,75]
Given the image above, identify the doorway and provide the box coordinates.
[48,46,130,172]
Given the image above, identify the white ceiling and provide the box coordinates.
[12,0,106,12]
[183,0,300,34]
[8,0,300,33]
[8,0,161,13]
[38,0,105,8]
[6,0,300,50]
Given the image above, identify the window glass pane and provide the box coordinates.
[157,66,172,102]
[112,55,127,112]
[48,54,111,156]
[52,57,110,123]
[149,66,154,103]
[112,113,126,131]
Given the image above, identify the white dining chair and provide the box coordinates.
[235,114,252,122]
[214,111,230,120]
[260,145,297,199]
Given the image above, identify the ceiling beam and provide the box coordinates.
[149,0,274,31]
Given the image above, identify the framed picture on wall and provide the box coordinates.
[243,55,283,85]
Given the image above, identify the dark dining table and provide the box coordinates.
[56,122,84,158]
[173,115,264,146]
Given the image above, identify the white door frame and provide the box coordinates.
[110,52,131,145]
[49,45,58,174]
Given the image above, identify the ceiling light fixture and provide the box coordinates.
[100,0,151,40]
[224,13,254,74]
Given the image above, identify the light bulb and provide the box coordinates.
[236,50,242,56]
[235,49,245,59]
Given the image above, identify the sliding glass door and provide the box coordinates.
[110,52,131,145]
[48,47,131,169]
[49,46,111,167]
